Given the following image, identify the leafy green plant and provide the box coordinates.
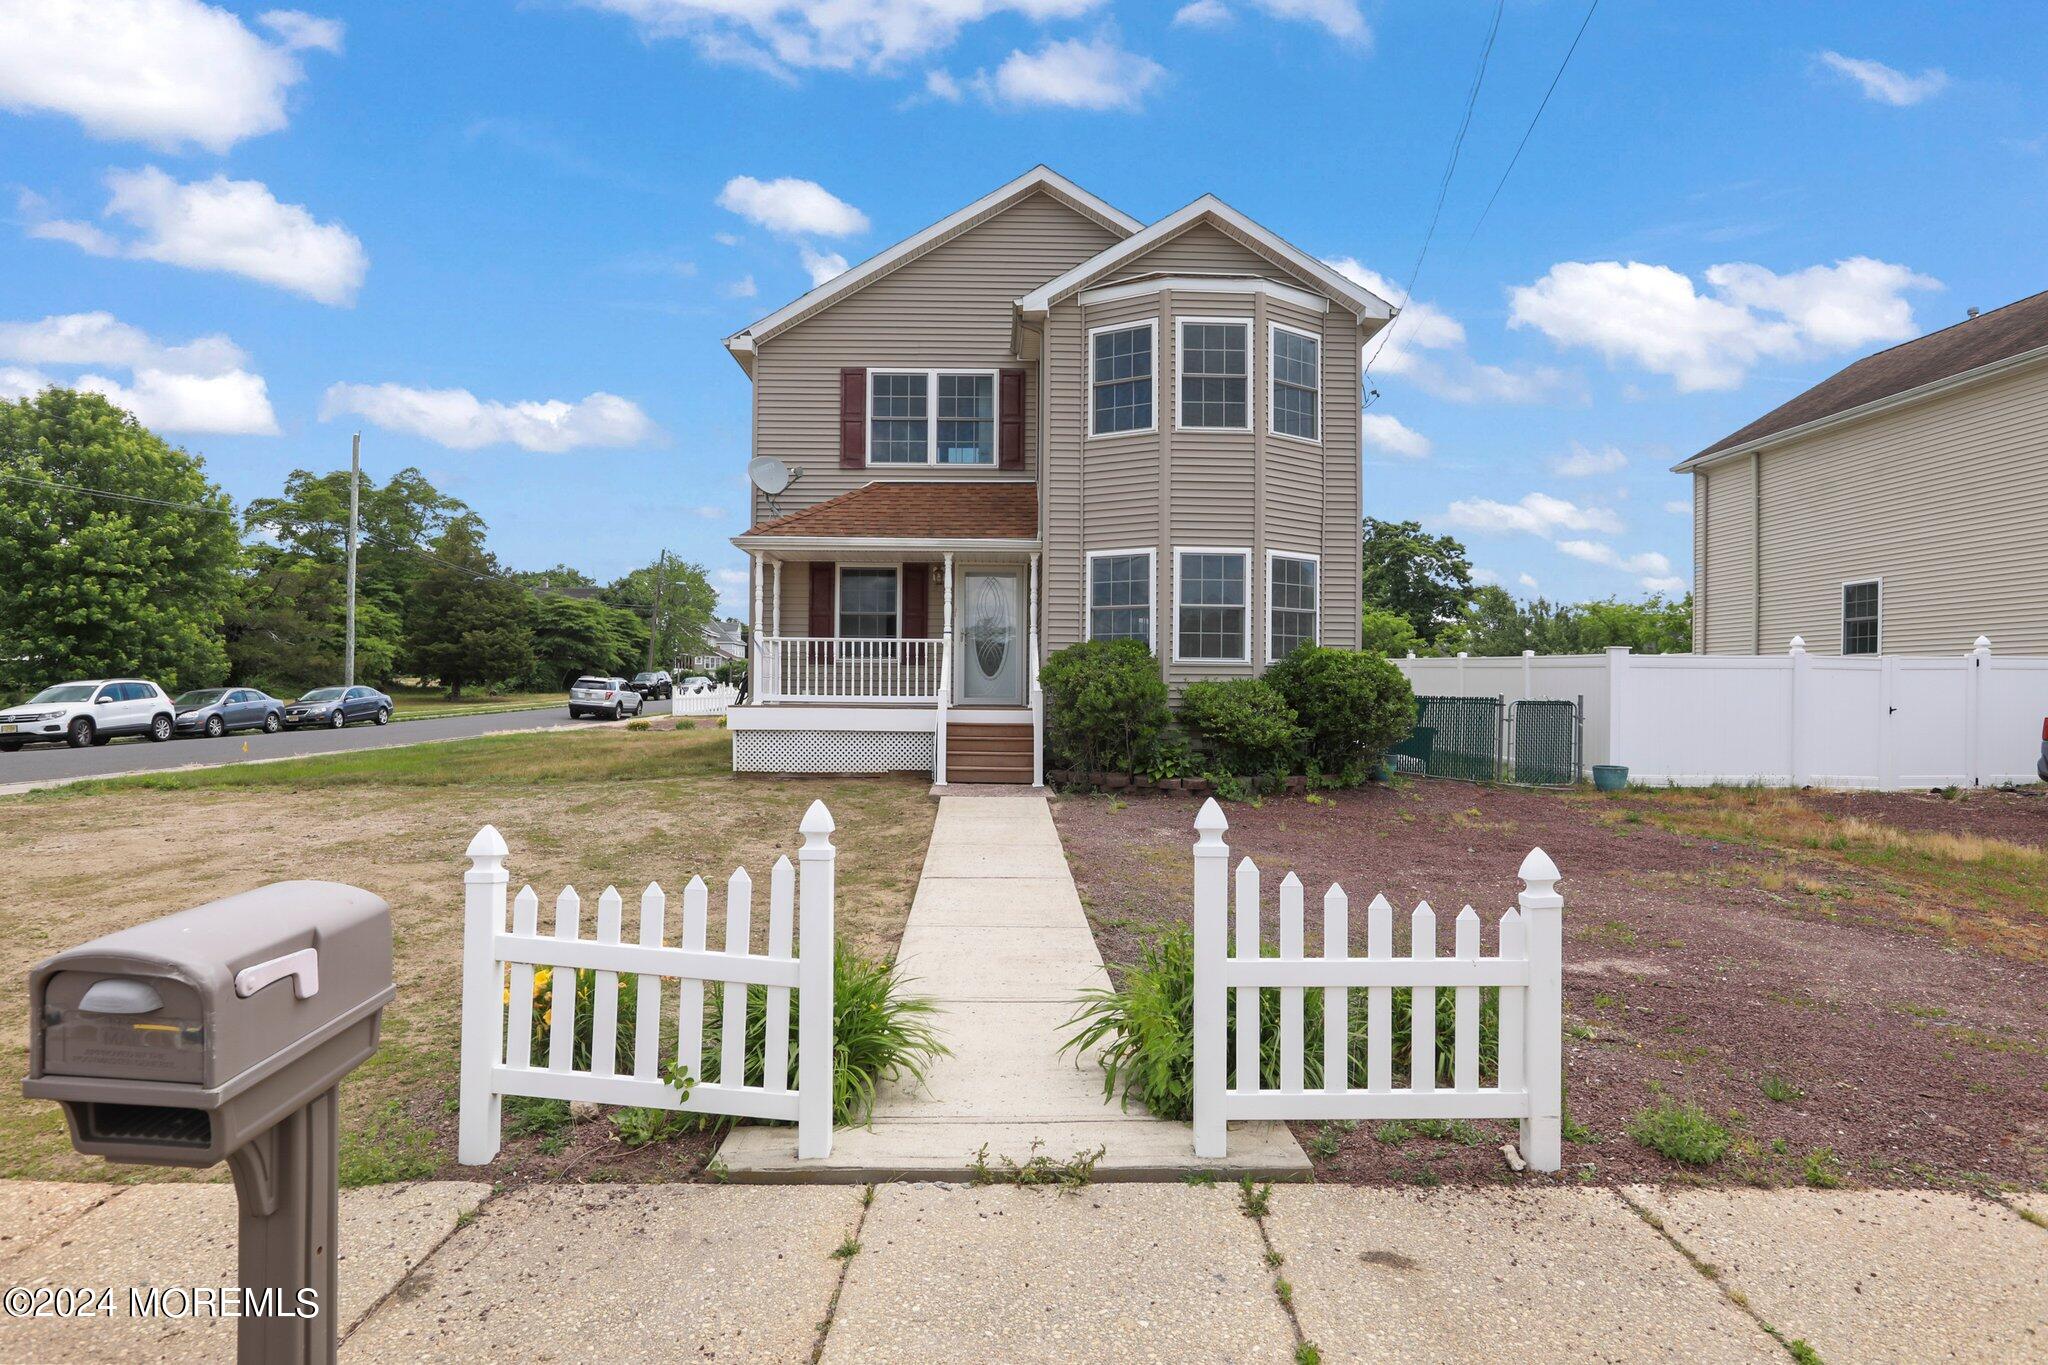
[969,1140,1105,1192]
[1803,1147,1846,1189]
[1039,639,1171,775]
[1179,677,1303,779]
[1064,927,1499,1121]
[1758,1073,1804,1104]
[1264,645,1415,778]
[1627,1099,1731,1166]
[1237,1176,1272,1217]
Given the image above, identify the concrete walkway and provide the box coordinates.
[719,792,1306,1180]
[3,1179,2040,1361]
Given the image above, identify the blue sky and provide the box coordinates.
[3,1,2043,612]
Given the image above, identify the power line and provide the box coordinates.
[1468,0,1600,241]
[1364,0,1507,385]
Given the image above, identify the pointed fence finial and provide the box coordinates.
[1788,635,1805,654]
[466,824,507,861]
[800,799,835,837]
[1974,635,1991,652]
[1518,846,1561,893]
[1194,797,1229,843]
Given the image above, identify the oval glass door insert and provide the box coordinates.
[972,575,1012,679]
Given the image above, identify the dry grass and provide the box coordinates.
[0,723,936,1182]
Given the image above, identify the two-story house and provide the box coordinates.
[724,167,1390,783]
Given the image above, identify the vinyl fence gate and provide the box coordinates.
[1189,800,1565,1171]
[456,801,837,1165]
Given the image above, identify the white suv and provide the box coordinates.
[0,679,176,751]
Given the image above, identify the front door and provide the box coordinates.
[956,569,1025,704]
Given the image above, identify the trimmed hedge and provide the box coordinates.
[1038,639,1171,776]
[1264,644,1414,780]
[1179,677,1301,778]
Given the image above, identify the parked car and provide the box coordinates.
[629,670,674,699]
[677,675,715,695]
[0,679,175,750]
[173,687,284,738]
[569,676,644,720]
[283,685,393,729]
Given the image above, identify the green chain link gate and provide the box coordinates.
[1389,694,1583,786]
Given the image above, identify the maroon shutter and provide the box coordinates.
[808,562,835,663]
[902,564,930,639]
[839,369,866,468]
[999,368,1025,469]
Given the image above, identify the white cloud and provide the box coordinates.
[0,311,277,434]
[1508,257,1938,392]
[1324,256,1569,404]
[0,0,338,152]
[1173,1,1232,25]
[586,0,1105,75]
[1471,568,1500,587]
[798,245,849,287]
[1245,0,1366,40]
[1818,51,1947,107]
[713,231,743,247]
[26,168,368,305]
[321,383,660,453]
[1360,412,1431,459]
[1,366,51,400]
[1662,498,1692,516]
[1550,442,1628,478]
[716,176,868,236]
[924,69,962,100]
[1556,539,1670,576]
[1442,492,1622,538]
[258,9,344,53]
[1518,572,1539,591]
[722,274,759,299]
[1640,575,1689,594]
[978,35,1164,111]
[714,566,750,588]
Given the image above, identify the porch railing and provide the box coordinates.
[759,636,947,703]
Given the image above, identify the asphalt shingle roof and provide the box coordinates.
[743,481,1038,540]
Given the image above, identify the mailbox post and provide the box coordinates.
[23,881,394,1365]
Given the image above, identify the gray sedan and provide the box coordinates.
[173,688,284,738]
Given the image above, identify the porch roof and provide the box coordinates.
[734,481,1039,550]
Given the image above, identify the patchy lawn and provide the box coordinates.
[0,722,935,1185]
[1053,780,2048,1192]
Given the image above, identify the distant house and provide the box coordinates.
[1678,290,2048,656]
[685,618,746,672]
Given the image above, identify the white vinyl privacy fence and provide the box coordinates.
[1397,637,2048,790]
[457,801,836,1165]
[1190,801,1564,1171]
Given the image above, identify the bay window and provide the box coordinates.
[1267,551,1319,662]
[1088,549,1154,647]
[1090,322,1155,436]
[1270,323,1320,441]
[1178,319,1249,430]
[1175,548,1250,662]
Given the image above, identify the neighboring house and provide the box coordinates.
[723,166,1389,783]
[684,618,747,673]
[1679,290,2048,657]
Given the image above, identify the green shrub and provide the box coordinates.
[1264,645,1415,780]
[1627,1099,1730,1166]
[1179,677,1302,779]
[1062,925,1499,1121]
[1039,639,1171,775]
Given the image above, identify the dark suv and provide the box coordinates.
[630,671,673,699]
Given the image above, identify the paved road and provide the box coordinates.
[0,698,680,789]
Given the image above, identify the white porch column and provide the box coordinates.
[1030,552,1044,788]
[750,553,766,702]
[772,560,782,636]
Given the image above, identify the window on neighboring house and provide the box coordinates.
[1270,324,1320,441]
[1176,549,1249,662]
[868,371,995,464]
[1842,580,1880,655]
[839,568,899,640]
[1179,320,1249,430]
[1088,550,1154,647]
[1268,552,1319,661]
[1090,323,1154,435]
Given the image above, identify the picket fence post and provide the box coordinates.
[1191,798,1230,1158]
[796,799,836,1159]
[1518,847,1564,1173]
[458,825,509,1165]
[1787,636,1810,787]
[1965,636,1991,787]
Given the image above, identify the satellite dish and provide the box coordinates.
[748,457,793,496]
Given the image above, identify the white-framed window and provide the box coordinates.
[838,566,900,639]
[1174,547,1251,663]
[867,369,996,465]
[1176,318,1251,431]
[1269,322,1320,442]
[1087,548,1155,649]
[1267,550,1320,663]
[1089,321,1156,437]
[1842,578,1881,655]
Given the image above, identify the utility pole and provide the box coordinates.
[344,432,361,686]
[646,549,668,672]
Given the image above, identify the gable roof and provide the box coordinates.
[1014,195,1395,328]
[722,167,1140,373]
[734,481,1039,545]
[1680,289,2048,469]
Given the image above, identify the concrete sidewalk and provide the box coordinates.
[718,792,1306,1181]
[2,1178,2040,1361]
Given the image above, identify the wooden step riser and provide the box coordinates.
[946,724,1034,739]
[947,738,1035,755]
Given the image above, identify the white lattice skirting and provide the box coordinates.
[732,729,935,774]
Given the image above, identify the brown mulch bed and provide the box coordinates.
[1051,781,2048,1191]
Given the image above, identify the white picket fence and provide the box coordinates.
[457,800,836,1165]
[671,683,740,717]
[1190,800,1564,1171]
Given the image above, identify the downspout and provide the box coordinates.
[1751,450,1762,655]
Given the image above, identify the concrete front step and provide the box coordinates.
[716,1118,1310,1183]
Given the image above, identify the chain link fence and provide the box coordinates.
[1389,694,1583,787]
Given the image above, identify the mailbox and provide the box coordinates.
[23,881,394,1365]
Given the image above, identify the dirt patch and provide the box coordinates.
[1052,780,2048,1191]
[0,725,935,1184]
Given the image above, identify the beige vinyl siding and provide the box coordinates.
[747,191,1120,525]
[1743,357,2048,655]
[1691,471,1707,652]
[1699,455,1757,653]
[1102,220,1310,285]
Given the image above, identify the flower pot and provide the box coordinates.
[1592,764,1629,792]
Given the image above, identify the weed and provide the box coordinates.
[1759,1074,1804,1104]
[1892,1001,1950,1020]
[1306,1122,1346,1158]
[1786,1340,1825,1365]
[1560,1101,1599,1145]
[454,1205,480,1230]
[1408,1118,1488,1146]
[1373,1120,1415,1146]
[970,1140,1105,1192]
[625,719,650,732]
[1565,1021,1596,1041]
[1274,1277,1294,1307]
[831,1236,861,1260]
[702,1156,730,1184]
[2012,1205,2045,1230]
[1181,1171,1218,1187]
[1581,919,1639,948]
[1627,1099,1732,1167]
[1591,993,1619,1011]
[1803,1148,1846,1189]
[1238,1177,1273,1217]
[503,1095,572,1140]
[1295,1345,1322,1365]
[1265,1249,1285,1268]
[338,1100,438,1187]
